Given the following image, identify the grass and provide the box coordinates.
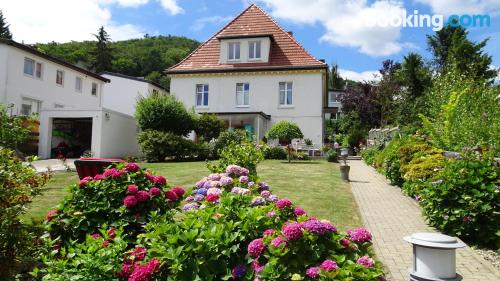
[24,160,361,230]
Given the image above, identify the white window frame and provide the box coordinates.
[228,42,240,61]
[236,83,249,107]
[23,57,35,77]
[91,82,98,96]
[196,84,209,107]
[56,70,64,86]
[75,77,83,92]
[248,41,261,60]
[279,82,293,106]
[20,97,41,116]
[35,62,43,79]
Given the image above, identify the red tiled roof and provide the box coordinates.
[167,4,326,74]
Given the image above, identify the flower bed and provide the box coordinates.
[39,163,384,280]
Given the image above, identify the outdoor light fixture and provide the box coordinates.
[105,112,110,121]
[404,233,465,281]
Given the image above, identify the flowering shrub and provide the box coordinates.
[46,162,183,245]
[420,156,500,248]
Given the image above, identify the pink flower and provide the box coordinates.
[46,209,58,222]
[127,185,139,194]
[52,243,61,251]
[171,186,185,197]
[125,163,140,172]
[282,222,303,240]
[94,174,105,180]
[79,179,89,186]
[91,233,101,239]
[306,266,320,278]
[247,238,266,258]
[206,194,220,203]
[320,259,338,271]
[207,187,222,196]
[251,259,264,273]
[111,170,125,179]
[266,211,276,218]
[294,207,306,216]
[260,190,271,198]
[130,246,147,261]
[136,190,150,202]
[357,256,375,268]
[124,195,138,208]
[149,187,162,197]
[107,227,117,239]
[128,258,161,281]
[263,229,275,237]
[271,236,287,248]
[275,198,292,209]
[102,240,110,248]
[165,190,178,201]
[117,263,133,279]
[153,175,167,186]
[103,168,117,177]
[239,176,249,184]
[347,228,372,243]
[340,238,350,248]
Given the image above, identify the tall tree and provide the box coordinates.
[0,10,13,39]
[427,25,496,81]
[376,60,401,127]
[91,26,113,73]
[328,63,344,89]
[341,82,381,129]
[396,53,431,127]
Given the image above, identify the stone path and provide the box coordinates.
[348,160,500,281]
[27,158,77,173]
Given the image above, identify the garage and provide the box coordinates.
[50,117,93,158]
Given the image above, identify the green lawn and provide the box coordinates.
[24,160,362,230]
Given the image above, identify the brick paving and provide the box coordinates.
[348,160,500,281]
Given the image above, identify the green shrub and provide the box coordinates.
[46,162,182,245]
[207,137,264,178]
[0,106,29,149]
[326,149,338,162]
[0,148,50,278]
[401,152,444,197]
[212,130,246,158]
[374,138,405,186]
[420,156,500,248]
[361,148,379,166]
[291,151,310,161]
[263,146,287,160]
[194,113,226,141]
[138,130,197,162]
[135,93,194,136]
[267,121,303,163]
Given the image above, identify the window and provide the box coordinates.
[56,70,64,85]
[24,58,35,76]
[91,82,98,96]
[75,77,82,92]
[196,84,209,107]
[20,98,41,116]
[249,41,261,60]
[35,62,42,79]
[328,92,341,106]
[279,82,293,106]
[236,83,249,106]
[228,42,240,60]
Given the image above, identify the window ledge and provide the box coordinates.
[196,106,209,110]
[278,105,294,109]
[236,105,249,108]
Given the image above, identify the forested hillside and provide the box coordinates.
[35,35,199,90]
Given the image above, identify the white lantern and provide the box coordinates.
[404,233,465,281]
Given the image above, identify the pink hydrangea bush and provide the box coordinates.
[46,162,184,246]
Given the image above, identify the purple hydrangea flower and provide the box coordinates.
[302,219,337,235]
[282,222,303,240]
[182,203,199,211]
[239,176,249,184]
[185,195,194,202]
[320,259,338,271]
[194,194,204,202]
[306,267,320,278]
[260,190,271,198]
[247,238,266,258]
[271,236,287,247]
[197,188,208,195]
[207,173,221,181]
[357,256,375,268]
[207,187,222,196]
[258,182,270,191]
[266,211,276,218]
[231,265,246,279]
[195,178,207,189]
[268,195,278,202]
[251,196,266,206]
[347,227,372,243]
[220,176,234,186]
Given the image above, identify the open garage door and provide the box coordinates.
[51,118,92,158]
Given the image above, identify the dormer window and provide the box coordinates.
[228,42,240,60]
[249,41,261,60]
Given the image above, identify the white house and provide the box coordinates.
[167,4,327,145]
[0,39,153,159]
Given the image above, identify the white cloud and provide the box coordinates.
[190,16,232,32]
[257,0,410,57]
[100,0,149,7]
[0,0,145,43]
[415,0,500,16]
[157,0,184,15]
[339,68,380,82]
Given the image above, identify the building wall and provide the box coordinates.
[101,74,167,117]
[170,70,325,145]
[0,45,104,116]
[99,108,141,158]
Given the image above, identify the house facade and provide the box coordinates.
[0,39,148,159]
[167,4,327,145]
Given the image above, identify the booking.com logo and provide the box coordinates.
[364,10,490,31]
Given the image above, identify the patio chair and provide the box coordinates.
[74,158,124,179]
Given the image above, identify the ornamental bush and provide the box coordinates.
[138,130,198,162]
[45,162,184,245]
[211,130,246,158]
[263,146,287,160]
[0,105,30,148]
[420,156,500,248]
[194,113,226,141]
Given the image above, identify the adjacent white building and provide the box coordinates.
[167,4,327,145]
[0,39,161,159]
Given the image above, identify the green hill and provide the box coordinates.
[35,35,200,90]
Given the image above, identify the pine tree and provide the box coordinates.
[0,10,13,39]
[328,64,344,89]
[91,26,113,72]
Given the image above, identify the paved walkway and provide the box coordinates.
[348,160,500,281]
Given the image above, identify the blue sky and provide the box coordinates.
[2,0,499,80]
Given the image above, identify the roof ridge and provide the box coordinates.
[167,4,256,71]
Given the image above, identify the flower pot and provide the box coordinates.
[339,163,350,181]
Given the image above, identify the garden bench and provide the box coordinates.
[74,158,124,179]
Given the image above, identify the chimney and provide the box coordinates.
[287,31,293,36]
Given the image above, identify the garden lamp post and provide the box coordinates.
[404,233,465,281]
[339,148,349,181]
